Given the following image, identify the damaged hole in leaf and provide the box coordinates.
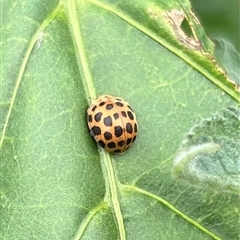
[181,18,194,38]
[164,9,201,50]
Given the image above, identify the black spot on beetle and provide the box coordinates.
[88,115,92,122]
[115,126,123,137]
[94,112,102,122]
[92,105,97,112]
[126,123,133,134]
[113,113,119,120]
[118,140,125,146]
[127,105,133,111]
[91,126,101,136]
[127,111,134,120]
[104,116,112,126]
[134,123,138,133]
[99,101,106,106]
[115,102,124,107]
[121,111,127,117]
[106,104,113,110]
[114,149,121,153]
[126,138,132,145]
[98,140,105,148]
[104,131,112,140]
[108,142,116,149]
[132,136,136,143]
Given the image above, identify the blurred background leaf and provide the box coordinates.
[190,0,240,84]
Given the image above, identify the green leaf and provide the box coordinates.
[214,39,240,85]
[1,0,239,239]
[173,106,240,195]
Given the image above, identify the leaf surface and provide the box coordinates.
[173,106,240,195]
[1,0,239,239]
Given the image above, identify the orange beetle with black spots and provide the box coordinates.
[87,95,138,153]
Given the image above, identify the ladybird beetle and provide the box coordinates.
[87,95,138,153]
